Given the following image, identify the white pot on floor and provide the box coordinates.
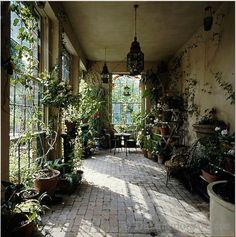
[207,180,235,237]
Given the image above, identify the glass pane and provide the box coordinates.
[11,11,21,44]
[112,74,141,126]
[14,105,25,135]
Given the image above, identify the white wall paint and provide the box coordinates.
[169,2,235,144]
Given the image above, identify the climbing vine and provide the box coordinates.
[214,72,235,104]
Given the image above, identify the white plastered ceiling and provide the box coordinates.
[62,1,222,63]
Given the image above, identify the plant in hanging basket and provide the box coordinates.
[41,69,79,109]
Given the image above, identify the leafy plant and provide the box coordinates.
[215,72,235,104]
[190,129,234,174]
[40,69,79,108]
[197,108,226,127]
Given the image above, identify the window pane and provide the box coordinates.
[112,74,141,126]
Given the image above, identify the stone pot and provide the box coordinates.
[192,124,215,138]
[207,181,235,236]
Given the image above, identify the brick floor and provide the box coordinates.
[38,149,210,237]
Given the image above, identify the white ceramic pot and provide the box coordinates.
[207,180,235,237]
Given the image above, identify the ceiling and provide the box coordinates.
[62,1,222,63]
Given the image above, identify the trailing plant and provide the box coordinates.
[183,78,199,118]
[214,72,235,104]
[196,108,227,128]
[40,68,79,108]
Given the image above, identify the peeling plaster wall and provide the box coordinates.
[168,2,235,145]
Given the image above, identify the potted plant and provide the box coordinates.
[146,138,154,159]
[34,168,60,197]
[156,142,172,164]
[159,124,169,136]
[192,108,227,138]
[1,181,47,237]
[190,128,234,183]
[46,142,83,195]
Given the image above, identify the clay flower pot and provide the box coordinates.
[201,169,219,183]
[34,169,60,196]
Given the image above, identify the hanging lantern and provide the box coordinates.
[101,48,109,83]
[204,6,213,31]
[123,85,131,96]
[127,5,144,76]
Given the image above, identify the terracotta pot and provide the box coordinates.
[10,213,34,237]
[201,169,219,183]
[147,150,152,159]
[142,149,148,158]
[159,127,169,135]
[158,155,164,164]
[225,157,235,174]
[34,169,60,196]
[12,220,34,237]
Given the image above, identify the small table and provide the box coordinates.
[113,133,131,156]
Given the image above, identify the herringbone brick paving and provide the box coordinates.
[39,149,209,237]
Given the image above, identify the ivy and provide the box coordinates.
[215,72,235,104]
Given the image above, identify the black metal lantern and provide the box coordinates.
[204,6,213,31]
[101,48,109,83]
[123,85,131,96]
[127,5,144,76]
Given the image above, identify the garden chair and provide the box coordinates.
[165,139,200,188]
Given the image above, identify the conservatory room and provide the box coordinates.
[1,1,235,237]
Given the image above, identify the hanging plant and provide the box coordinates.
[40,70,79,108]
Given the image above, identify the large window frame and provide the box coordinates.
[112,74,141,126]
[10,3,43,138]
[9,2,45,185]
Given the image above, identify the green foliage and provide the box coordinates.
[77,79,106,138]
[197,108,227,127]
[190,130,234,174]
[215,72,235,104]
[14,199,48,224]
[10,2,39,84]
[41,69,79,108]
[183,78,199,117]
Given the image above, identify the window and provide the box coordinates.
[9,2,44,185]
[112,74,141,125]
[61,45,71,82]
[10,3,42,137]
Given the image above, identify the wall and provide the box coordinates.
[168,2,235,144]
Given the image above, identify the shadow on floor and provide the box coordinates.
[35,179,208,237]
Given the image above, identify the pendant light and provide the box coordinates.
[101,48,109,83]
[204,6,213,31]
[123,75,131,96]
[127,4,144,76]
[123,85,131,96]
